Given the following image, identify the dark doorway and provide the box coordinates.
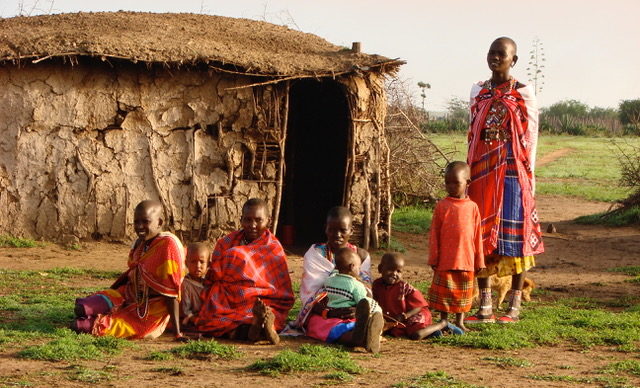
[278,79,349,246]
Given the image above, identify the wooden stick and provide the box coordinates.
[271,81,290,236]
[397,108,450,163]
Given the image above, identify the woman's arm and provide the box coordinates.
[165,296,183,340]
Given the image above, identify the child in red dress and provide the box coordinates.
[373,252,447,340]
[428,161,485,331]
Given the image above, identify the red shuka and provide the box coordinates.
[194,229,294,336]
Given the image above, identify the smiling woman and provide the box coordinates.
[72,200,186,340]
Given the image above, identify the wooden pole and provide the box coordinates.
[272,81,290,236]
[352,42,362,53]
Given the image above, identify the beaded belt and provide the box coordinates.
[480,128,511,142]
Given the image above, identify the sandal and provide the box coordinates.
[464,311,496,324]
[445,323,465,335]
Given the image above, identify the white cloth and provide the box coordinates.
[299,244,371,304]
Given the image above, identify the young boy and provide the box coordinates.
[180,242,211,328]
[373,252,447,340]
[428,161,485,331]
[323,247,383,353]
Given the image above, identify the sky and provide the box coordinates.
[1,0,639,111]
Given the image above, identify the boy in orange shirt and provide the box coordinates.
[428,161,485,331]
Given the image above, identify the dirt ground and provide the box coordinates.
[1,194,639,388]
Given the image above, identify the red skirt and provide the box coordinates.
[427,270,474,313]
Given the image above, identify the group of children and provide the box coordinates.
[73,160,484,352]
[303,160,483,352]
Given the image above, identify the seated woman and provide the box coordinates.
[193,198,294,344]
[291,206,374,346]
[72,200,185,340]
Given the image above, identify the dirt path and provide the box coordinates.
[1,195,639,388]
[536,147,573,168]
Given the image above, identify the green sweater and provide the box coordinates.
[323,272,368,309]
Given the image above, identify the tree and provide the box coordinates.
[417,81,431,113]
[526,38,546,95]
[619,99,640,131]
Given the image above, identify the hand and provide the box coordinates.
[327,307,356,320]
[395,313,407,322]
[181,314,194,326]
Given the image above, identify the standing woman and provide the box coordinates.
[465,37,544,324]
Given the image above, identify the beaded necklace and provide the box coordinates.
[134,237,155,319]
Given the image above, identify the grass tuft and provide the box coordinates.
[601,360,640,376]
[18,329,132,361]
[526,374,629,387]
[392,370,487,388]
[481,356,532,368]
[248,344,362,377]
[168,340,240,360]
[66,365,113,383]
[0,235,40,248]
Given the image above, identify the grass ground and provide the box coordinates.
[429,134,640,203]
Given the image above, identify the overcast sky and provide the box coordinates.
[2,0,639,110]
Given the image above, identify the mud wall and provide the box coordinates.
[0,60,284,242]
[340,72,390,249]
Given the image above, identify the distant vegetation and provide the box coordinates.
[422,97,640,137]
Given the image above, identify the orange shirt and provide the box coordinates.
[429,197,485,272]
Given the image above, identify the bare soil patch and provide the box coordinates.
[536,147,574,168]
[1,195,639,387]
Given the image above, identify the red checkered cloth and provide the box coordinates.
[372,279,433,337]
[427,270,474,313]
[467,79,543,257]
[194,229,294,336]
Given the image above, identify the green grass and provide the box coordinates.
[576,206,640,226]
[380,237,407,253]
[392,206,433,234]
[392,371,487,388]
[601,360,640,377]
[18,329,132,361]
[429,134,640,203]
[526,374,630,387]
[481,356,532,368]
[0,268,118,335]
[434,301,640,350]
[247,344,362,377]
[167,340,240,360]
[66,365,114,383]
[0,235,40,248]
[287,281,301,322]
[607,266,640,277]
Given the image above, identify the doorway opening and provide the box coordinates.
[278,79,350,246]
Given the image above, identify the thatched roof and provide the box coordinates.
[0,12,403,75]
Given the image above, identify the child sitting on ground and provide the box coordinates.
[180,242,211,329]
[428,161,485,332]
[372,252,447,340]
[323,247,383,353]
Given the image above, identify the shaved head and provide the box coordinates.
[327,206,352,222]
[444,161,470,180]
[242,198,267,215]
[493,36,517,55]
[135,200,164,218]
[334,247,360,274]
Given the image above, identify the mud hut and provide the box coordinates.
[0,12,403,248]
